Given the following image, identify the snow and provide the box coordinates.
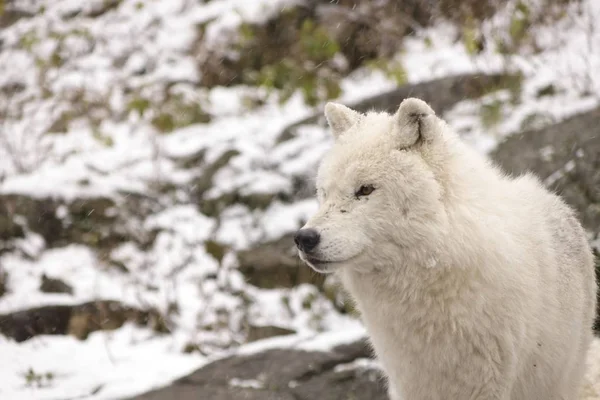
[0,0,599,398]
[228,377,265,389]
[334,357,381,373]
[0,324,205,400]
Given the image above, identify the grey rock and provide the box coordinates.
[246,324,296,342]
[491,106,600,331]
[277,73,521,143]
[0,301,167,342]
[40,274,74,295]
[0,268,7,297]
[237,234,325,289]
[129,338,387,400]
[491,107,600,235]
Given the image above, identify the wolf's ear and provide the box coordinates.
[392,98,438,147]
[324,102,360,139]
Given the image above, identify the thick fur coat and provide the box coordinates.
[295,98,597,400]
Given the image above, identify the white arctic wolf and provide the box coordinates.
[294,98,597,400]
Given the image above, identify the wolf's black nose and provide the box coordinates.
[294,228,320,252]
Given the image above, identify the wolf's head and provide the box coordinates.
[295,98,453,274]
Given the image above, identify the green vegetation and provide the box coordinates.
[241,17,343,106]
[23,368,54,388]
[480,99,504,129]
[127,93,211,134]
[461,16,483,56]
[509,1,531,45]
[20,31,39,51]
[366,58,408,86]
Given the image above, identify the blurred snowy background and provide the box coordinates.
[0,0,599,399]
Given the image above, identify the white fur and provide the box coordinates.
[580,338,600,399]
[298,98,597,399]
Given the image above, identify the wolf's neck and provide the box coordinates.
[338,257,482,323]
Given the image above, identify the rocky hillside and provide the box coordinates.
[0,0,599,399]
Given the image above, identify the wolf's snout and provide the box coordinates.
[294,228,320,253]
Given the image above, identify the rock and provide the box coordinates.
[491,106,600,332]
[129,337,386,400]
[0,201,25,242]
[491,107,600,235]
[237,234,325,289]
[61,0,121,19]
[191,149,240,199]
[0,8,34,29]
[277,73,521,143]
[39,274,73,295]
[0,192,158,251]
[0,269,7,297]
[0,301,167,342]
[196,0,499,91]
[0,194,116,247]
[86,0,121,18]
[246,325,296,343]
[200,192,281,218]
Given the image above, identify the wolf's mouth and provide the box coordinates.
[299,253,340,274]
[305,256,331,265]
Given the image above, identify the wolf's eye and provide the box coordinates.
[356,185,375,197]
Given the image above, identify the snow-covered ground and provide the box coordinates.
[1,0,599,399]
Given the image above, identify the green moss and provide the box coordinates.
[235,14,343,107]
[253,59,296,91]
[238,22,256,44]
[424,36,433,49]
[387,62,408,86]
[462,22,480,56]
[480,100,504,129]
[182,342,201,354]
[302,291,318,310]
[240,93,266,111]
[127,97,151,116]
[128,92,211,133]
[367,58,408,86]
[49,51,64,68]
[506,75,524,104]
[478,74,523,105]
[509,1,530,44]
[299,19,340,63]
[23,368,54,388]
[151,113,175,133]
[199,192,275,217]
[92,129,114,147]
[494,1,532,56]
[172,100,211,127]
[20,31,39,51]
[299,73,318,106]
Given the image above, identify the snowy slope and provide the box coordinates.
[0,0,599,399]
